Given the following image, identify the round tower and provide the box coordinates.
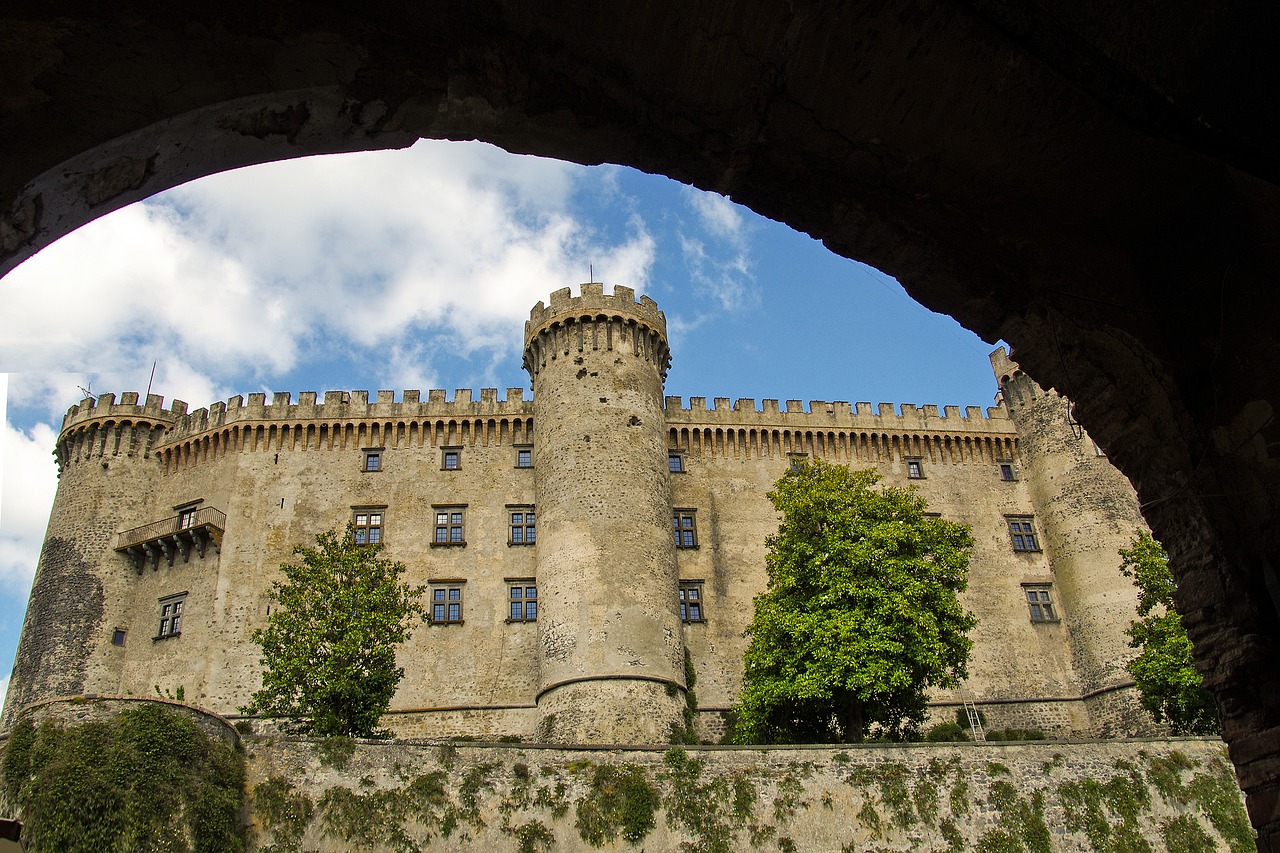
[991,348,1151,735]
[523,284,686,743]
[3,393,175,727]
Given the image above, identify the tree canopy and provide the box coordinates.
[1120,531,1220,735]
[243,527,426,738]
[733,460,976,743]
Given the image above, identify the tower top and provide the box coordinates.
[524,283,667,345]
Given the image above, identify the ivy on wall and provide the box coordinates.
[1,704,245,853]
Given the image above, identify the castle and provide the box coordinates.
[3,285,1154,743]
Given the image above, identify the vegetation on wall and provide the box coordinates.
[734,460,976,743]
[1,704,244,853]
[244,740,1249,853]
[242,525,427,738]
[1120,531,1220,735]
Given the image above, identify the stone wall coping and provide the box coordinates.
[664,397,1012,434]
[5,695,240,747]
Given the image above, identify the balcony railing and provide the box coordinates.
[116,506,225,571]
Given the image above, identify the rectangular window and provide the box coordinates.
[999,461,1016,481]
[363,449,382,472]
[679,582,705,622]
[156,593,186,639]
[509,509,536,545]
[442,448,461,470]
[1007,516,1040,552]
[177,503,199,529]
[111,628,127,646]
[433,507,465,545]
[673,510,698,549]
[516,447,533,468]
[668,452,685,473]
[353,510,384,545]
[508,581,538,622]
[430,584,465,624]
[1024,585,1058,622]
[906,457,924,479]
[788,452,808,472]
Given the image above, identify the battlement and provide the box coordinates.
[60,392,181,437]
[525,283,667,343]
[165,388,534,441]
[663,396,1013,435]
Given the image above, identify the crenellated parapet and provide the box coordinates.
[523,283,671,381]
[164,387,533,442]
[663,395,1019,465]
[55,392,178,471]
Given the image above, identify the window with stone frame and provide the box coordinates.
[508,507,536,545]
[998,461,1016,481]
[156,593,186,639]
[429,582,465,625]
[668,451,685,473]
[442,447,462,470]
[906,457,925,479]
[362,448,383,472]
[1007,516,1040,552]
[111,628,127,646]
[433,506,466,545]
[176,502,200,530]
[673,510,698,549]
[515,446,533,468]
[679,581,705,622]
[352,509,384,545]
[1024,585,1058,622]
[508,580,538,622]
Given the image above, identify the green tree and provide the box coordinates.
[733,460,976,743]
[243,526,426,738]
[1120,531,1220,735]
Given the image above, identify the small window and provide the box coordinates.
[430,584,465,624]
[1007,516,1040,552]
[509,509,536,545]
[442,448,461,470]
[673,510,698,549]
[999,461,1016,481]
[668,452,685,474]
[363,449,382,472]
[433,507,466,545]
[111,628,127,647]
[679,582,705,622]
[156,593,186,639]
[353,510,384,545]
[906,457,924,479]
[1024,585,1058,622]
[516,447,533,468]
[508,581,538,622]
[788,453,808,472]
[177,504,199,530]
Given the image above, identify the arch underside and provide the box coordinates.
[3,0,1280,841]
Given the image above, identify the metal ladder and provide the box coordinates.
[962,695,985,742]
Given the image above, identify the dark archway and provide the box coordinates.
[4,2,1279,844]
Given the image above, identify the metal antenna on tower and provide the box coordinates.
[589,264,594,283]
[146,360,157,398]
[76,380,94,402]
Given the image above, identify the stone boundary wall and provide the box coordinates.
[12,696,239,748]
[244,735,1251,852]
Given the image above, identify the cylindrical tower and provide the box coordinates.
[523,284,686,743]
[2,393,175,727]
[992,348,1151,735]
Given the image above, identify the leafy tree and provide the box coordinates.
[733,460,976,743]
[243,526,426,738]
[1120,531,1220,735]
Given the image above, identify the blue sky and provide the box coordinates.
[0,140,1002,707]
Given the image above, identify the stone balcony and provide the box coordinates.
[115,507,225,571]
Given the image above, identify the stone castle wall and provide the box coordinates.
[4,287,1156,743]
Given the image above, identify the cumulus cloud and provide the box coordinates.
[0,418,58,594]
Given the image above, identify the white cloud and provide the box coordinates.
[0,674,9,711]
[679,188,758,311]
[0,419,58,594]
